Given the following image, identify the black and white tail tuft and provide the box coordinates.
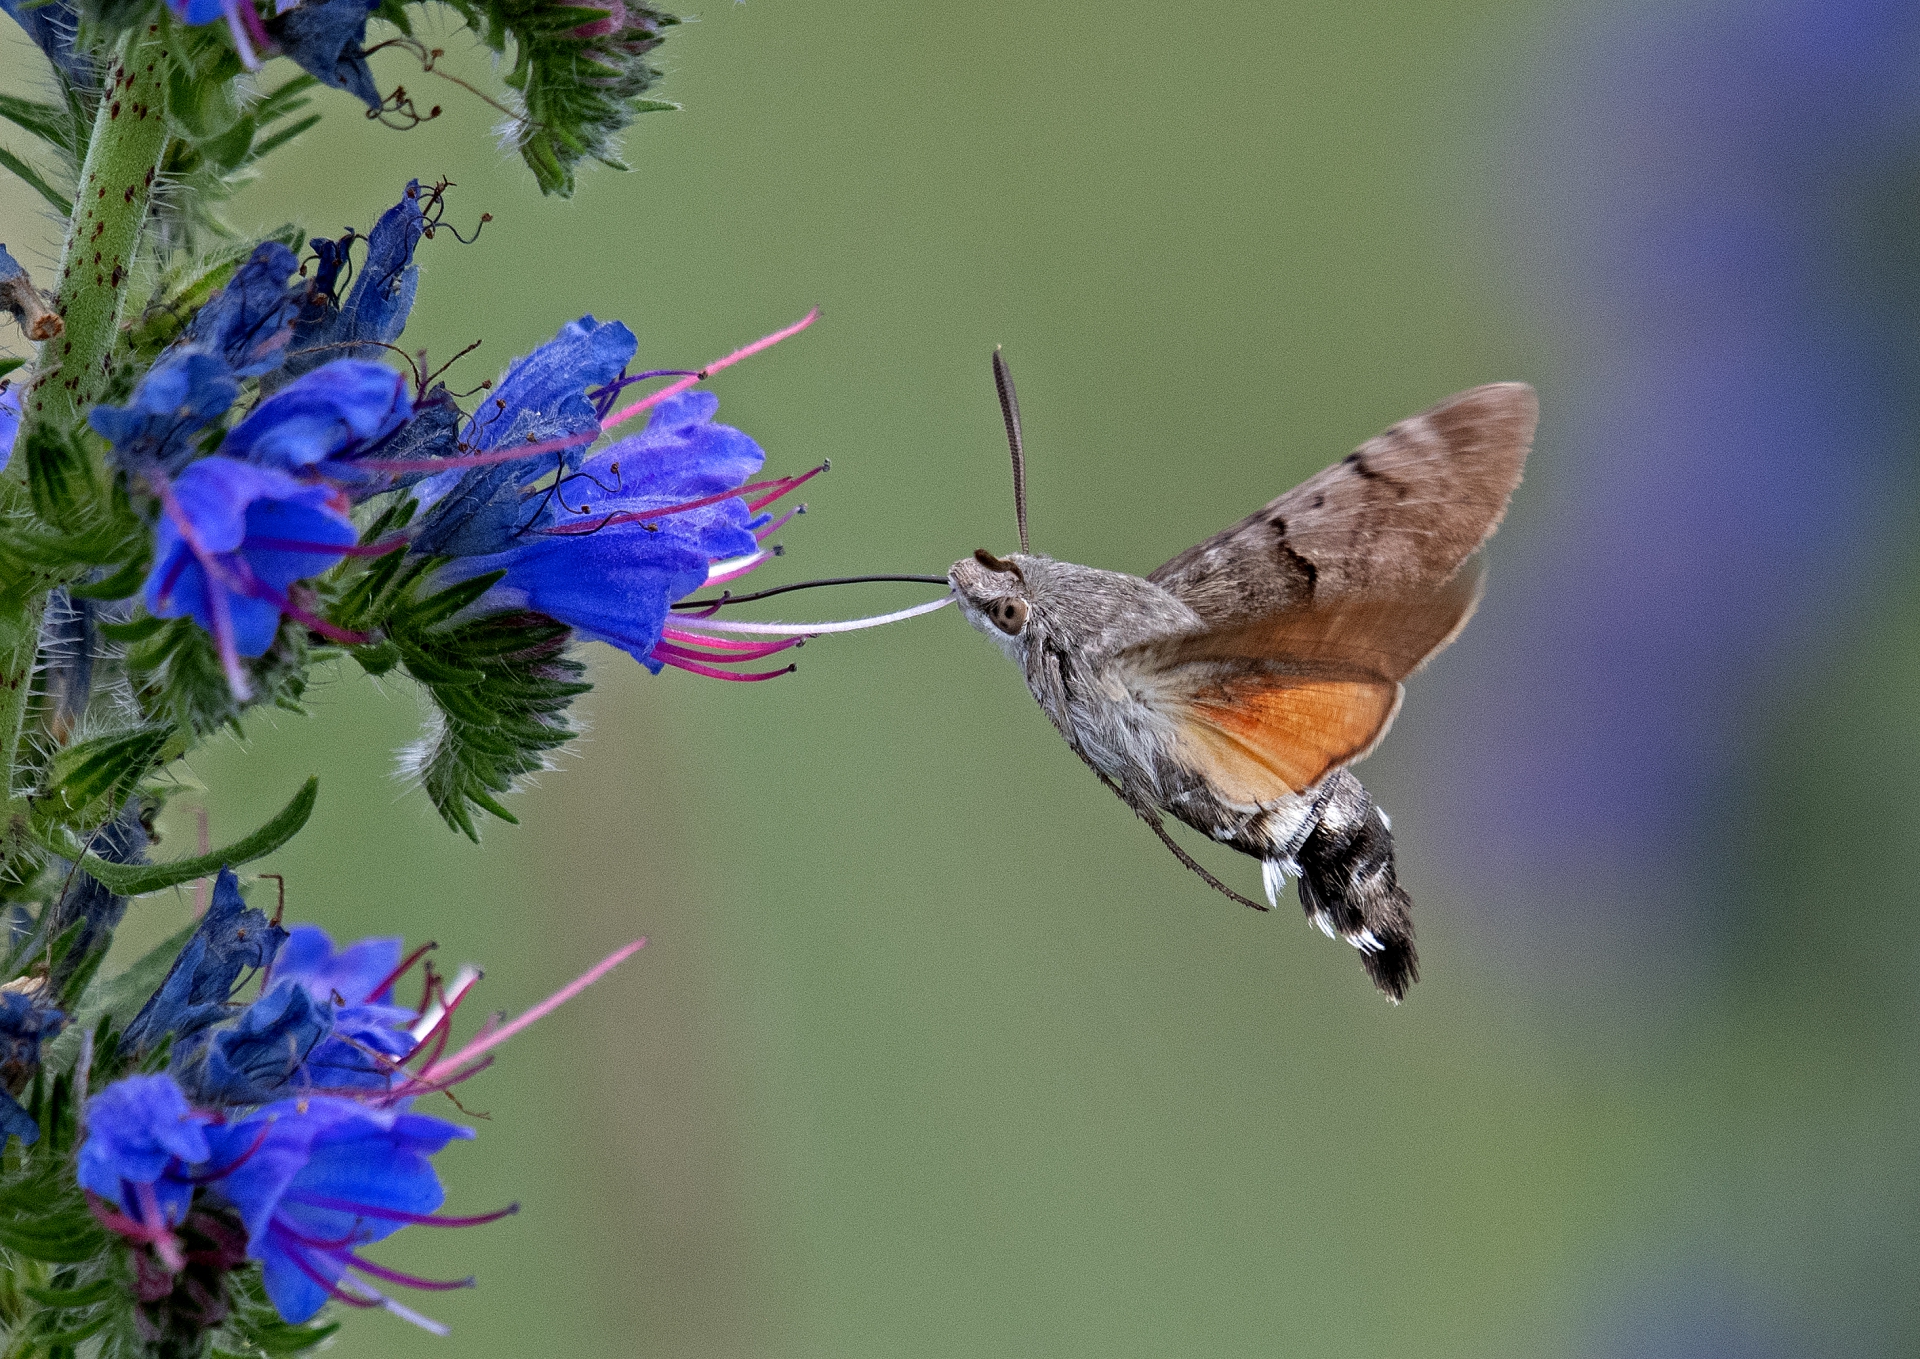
[1281,770,1419,1001]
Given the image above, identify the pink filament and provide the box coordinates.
[652,653,794,682]
[354,428,595,474]
[417,940,646,1085]
[652,637,803,665]
[604,309,820,432]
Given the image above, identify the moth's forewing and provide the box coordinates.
[1148,382,1536,625]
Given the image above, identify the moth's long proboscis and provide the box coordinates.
[670,594,956,636]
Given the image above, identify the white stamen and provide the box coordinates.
[704,552,765,586]
[1350,929,1384,954]
[1313,912,1337,940]
[378,1293,451,1336]
[671,593,955,636]
[410,965,483,1042]
[1377,807,1392,831]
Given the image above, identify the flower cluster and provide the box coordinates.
[78,869,640,1332]
[0,4,950,1353]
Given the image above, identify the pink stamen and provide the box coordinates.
[418,940,645,1085]
[658,626,792,651]
[754,507,801,540]
[346,1253,475,1292]
[365,941,437,1007]
[221,0,263,68]
[538,473,808,538]
[651,637,803,665]
[745,463,825,512]
[604,309,820,432]
[653,653,796,682]
[272,1232,381,1309]
[284,1195,519,1228]
[354,429,596,474]
[135,1182,186,1273]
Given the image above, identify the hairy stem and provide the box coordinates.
[25,21,172,432]
[3,25,170,816]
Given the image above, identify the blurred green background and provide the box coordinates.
[6,0,1918,1354]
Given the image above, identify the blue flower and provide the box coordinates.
[90,243,304,474]
[268,0,383,114]
[266,926,417,1093]
[143,457,359,690]
[162,0,274,68]
[410,318,809,673]
[0,0,91,88]
[77,1074,210,1228]
[175,926,416,1104]
[125,869,287,1055]
[181,242,303,380]
[202,1097,498,1329]
[0,987,63,1147]
[0,383,18,474]
[221,359,414,481]
[90,350,240,472]
[280,183,427,385]
[434,391,768,667]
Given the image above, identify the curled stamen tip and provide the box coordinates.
[822,458,831,471]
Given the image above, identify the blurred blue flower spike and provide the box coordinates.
[124,870,287,1055]
[0,384,18,473]
[0,0,90,88]
[1423,0,1920,969]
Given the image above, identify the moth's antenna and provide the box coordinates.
[991,347,1030,554]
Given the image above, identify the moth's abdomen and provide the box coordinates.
[1283,771,1418,1001]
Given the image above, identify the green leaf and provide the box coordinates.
[0,141,67,214]
[0,355,23,379]
[0,1210,106,1262]
[23,1277,119,1308]
[67,558,149,601]
[436,0,680,196]
[35,726,172,830]
[0,93,74,155]
[78,777,317,895]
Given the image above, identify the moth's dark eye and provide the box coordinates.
[991,598,1029,636]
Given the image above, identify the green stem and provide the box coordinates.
[2,24,171,816]
[24,21,172,432]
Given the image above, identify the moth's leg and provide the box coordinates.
[1289,770,1419,1001]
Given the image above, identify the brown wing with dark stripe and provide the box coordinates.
[1147,382,1535,625]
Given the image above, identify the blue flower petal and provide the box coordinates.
[77,1074,210,1222]
[223,359,412,471]
[125,869,287,1054]
[269,0,381,109]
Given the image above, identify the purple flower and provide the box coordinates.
[266,927,417,1093]
[143,457,360,695]
[164,0,274,68]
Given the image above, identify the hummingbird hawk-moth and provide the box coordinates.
[947,353,1536,1000]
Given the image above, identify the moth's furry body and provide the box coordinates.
[951,554,1407,991]
[949,376,1537,1000]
